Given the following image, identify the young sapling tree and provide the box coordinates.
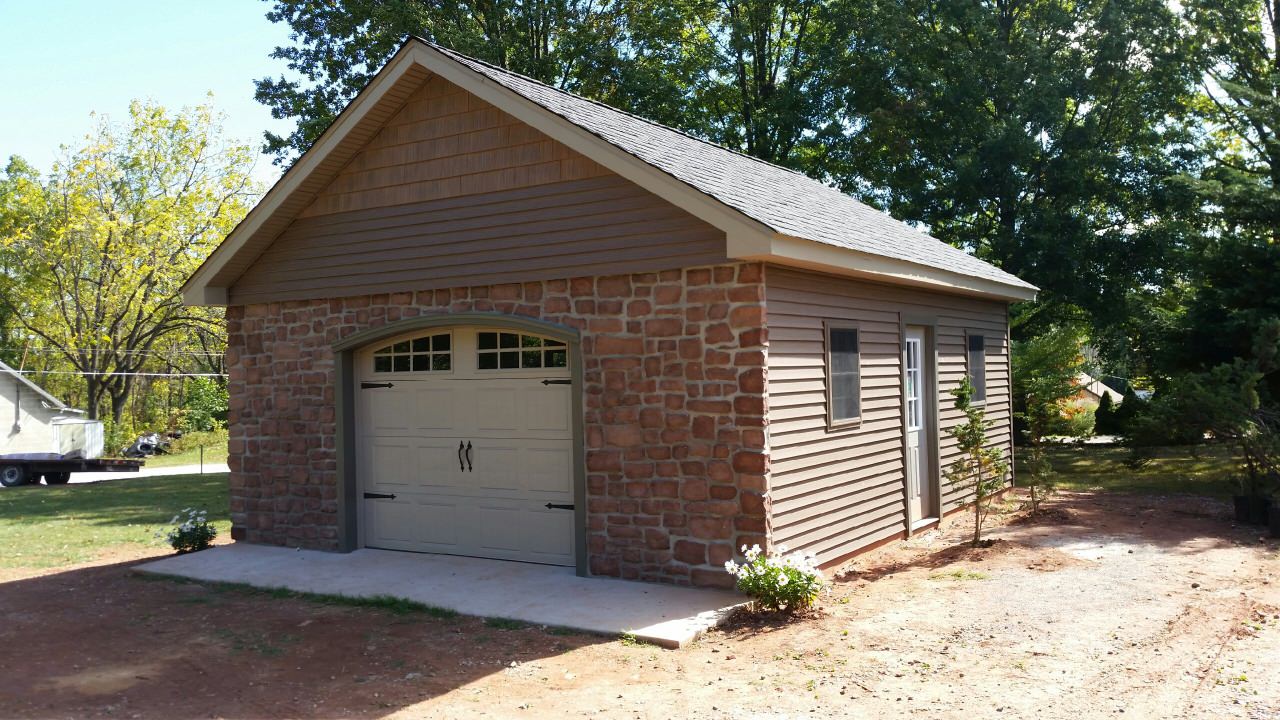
[945,376,1010,547]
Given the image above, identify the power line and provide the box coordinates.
[9,370,227,378]
[0,347,223,356]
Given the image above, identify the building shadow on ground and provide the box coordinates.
[0,556,603,718]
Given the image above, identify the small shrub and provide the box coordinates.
[168,428,228,455]
[724,544,824,613]
[157,508,217,553]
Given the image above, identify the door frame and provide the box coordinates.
[899,315,941,532]
[332,312,588,577]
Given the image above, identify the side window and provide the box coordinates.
[826,324,861,425]
[967,333,987,403]
[372,333,452,373]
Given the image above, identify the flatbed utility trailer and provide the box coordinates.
[0,454,143,487]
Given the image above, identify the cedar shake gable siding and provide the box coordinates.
[229,75,727,306]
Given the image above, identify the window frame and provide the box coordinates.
[966,331,987,405]
[474,330,569,372]
[824,321,863,430]
[371,331,454,375]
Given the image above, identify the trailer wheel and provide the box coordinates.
[43,472,71,485]
[0,465,28,487]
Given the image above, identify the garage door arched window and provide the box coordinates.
[372,332,452,373]
[476,331,568,370]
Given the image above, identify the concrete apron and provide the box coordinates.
[136,543,744,648]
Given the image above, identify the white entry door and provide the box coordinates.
[904,327,935,526]
[356,327,575,566]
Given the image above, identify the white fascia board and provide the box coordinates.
[731,233,1038,302]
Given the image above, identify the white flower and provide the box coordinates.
[777,574,788,586]
[724,560,739,575]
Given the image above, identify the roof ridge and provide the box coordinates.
[415,37,814,180]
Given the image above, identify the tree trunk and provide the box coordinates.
[973,459,984,547]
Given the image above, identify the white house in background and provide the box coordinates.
[0,360,103,458]
[1075,372,1124,407]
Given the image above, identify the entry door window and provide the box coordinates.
[906,338,923,430]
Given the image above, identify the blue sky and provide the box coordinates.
[1,0,296,184]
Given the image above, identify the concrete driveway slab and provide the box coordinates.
[136,543,743,648]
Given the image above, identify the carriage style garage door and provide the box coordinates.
[356,327,575,566]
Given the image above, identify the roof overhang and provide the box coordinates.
[184,37,1036,306]
[728,233,1038,302]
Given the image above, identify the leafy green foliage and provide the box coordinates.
[823,0,1202,345]
[724,544,824,613]
[255,0,849,169]
[1012,326,1088,510]
[158,507,217,554]
[0,101,255,421]
[180,377,228,432]
[945,377,1010,546]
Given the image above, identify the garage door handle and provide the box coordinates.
[361,382,394,389]
[363,492,396,500]
[458,441,465,471]
[465,441,473,472]
[544,503,574,510]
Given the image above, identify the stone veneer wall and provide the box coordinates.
[225,263,769,587]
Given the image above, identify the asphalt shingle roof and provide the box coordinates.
[430,42,1035,293]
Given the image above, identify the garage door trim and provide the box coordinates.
[333,312,587,577]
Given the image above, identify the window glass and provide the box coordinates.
[477,332,569,371]
[372,333,452,374]
[828,327,861,422]
[968,334,987,402]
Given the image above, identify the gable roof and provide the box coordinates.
[0,359,70,411]
[183,38,1036,304]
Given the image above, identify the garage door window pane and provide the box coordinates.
[373,333,452,374]
[476,332,570,371]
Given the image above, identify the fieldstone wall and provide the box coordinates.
[226,262,770,587]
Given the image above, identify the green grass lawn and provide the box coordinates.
[0,473,229,568]
[145,441,229,468]
[1018,444,1242,499]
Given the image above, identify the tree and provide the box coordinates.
[253,0,634,162]
[1012,326,1087,511]
[0,101,257,421]
[821,0,1202,349]
[1167,0,1280,395]
[945,376,1010,547]
[255,0,851,170]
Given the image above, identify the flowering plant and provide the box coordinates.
[157,508,217,553]
[724,544,824,613]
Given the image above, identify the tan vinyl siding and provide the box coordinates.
[765,267,1012,564]
[228,75,726,304]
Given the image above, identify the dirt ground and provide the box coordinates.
[2,490,1277,719]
